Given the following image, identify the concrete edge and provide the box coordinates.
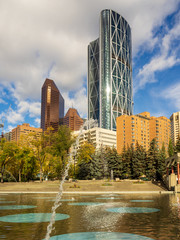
[0,191,175,194]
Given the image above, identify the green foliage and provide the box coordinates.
[105,147,122,179]
[0,126,170,183]
[76,142,96,179]
[175,137,180,153]
[132,142,146,179]
[102,183,112,186]
[168,139,174,157]
[50,125,74,157]
[122,144,133,179]
[146,139,158,180]
[0,125,75,182]
[0,141,18,182]
[157,143,166,180]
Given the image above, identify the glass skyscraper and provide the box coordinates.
[88,9,133,131]
[41,78,64,132]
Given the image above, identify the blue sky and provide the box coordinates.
[0,0,180,133]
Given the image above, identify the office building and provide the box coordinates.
[63,108,84,131]
[170,111,180,145]
[88,9,133,131]
[11,123,42,142]
[41,78,64,132]
[72,127,116,155]
[116,112,170,153]
[4,132,12,142]
[149,115,170,150]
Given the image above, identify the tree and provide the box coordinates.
[98,146,109,179]
[50,125,75,176]
[0,140,18,183]
[175,137,180,153]
[121,144,133,179]
[15,139,32,182]
[168,139,174,157]
[105,147,122,179]
[27,132,49,182]
[132,142,146,179]
[157,143,166,181]
[76,142,95,179]
[146,138,158,180]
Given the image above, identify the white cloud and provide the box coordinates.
[6,110,24,125]
[0,100,41,127]
[0,98,6,104]
[161,82,180,110]
[34,118,40,127]
[6,125,16,132]
[135,10,180,92]
[63,87,87,118]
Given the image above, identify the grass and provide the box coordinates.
[102,183,113,186]
[69,183,80,188]
[133,181,144,184]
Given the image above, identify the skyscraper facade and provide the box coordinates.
[41,78,64,132]
[88,9,133,131]
[63,108,84,131]
[12,123,42,142]
[170,111,180,145]
[116,112,170,153]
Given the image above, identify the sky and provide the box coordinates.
[0,0,180,133]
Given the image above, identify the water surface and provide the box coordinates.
[0,193,180,239]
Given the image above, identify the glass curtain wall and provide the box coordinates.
[88,39,100,123]
[88,9,133,131]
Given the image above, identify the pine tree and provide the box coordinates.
[132,142,146,179]
[175,137,180,153]
[157,142,166,181]
[106,147,122,179]
[168,139,174,157]
[122,144,133,179]
[146,138,159,180]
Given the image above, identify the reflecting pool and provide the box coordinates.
[0,193,180,239]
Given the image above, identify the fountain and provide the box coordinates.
[5,170,17,182]
[44,119,98,240]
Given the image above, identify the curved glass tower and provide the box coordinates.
[88,9,133,131]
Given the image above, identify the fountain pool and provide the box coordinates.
[0,193,180,239]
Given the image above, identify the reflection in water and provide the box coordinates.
[130,200,154,202]
[0,193,180,240]
[68,202,104,206]
[0,213,69,223]
[106,207,160,213]
[43,232,154,240]
[0,205,36,210]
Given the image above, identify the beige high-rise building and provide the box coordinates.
[149,116,170,150]
[11,123,42,142]
[170,111,180,145]
[71,127,116,157]
[116,112,170,153]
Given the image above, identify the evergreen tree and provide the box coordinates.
[175,137,180,153]
[121,144,133,179]
[132,142,146,179]
[105,147,122,179]
[157,142,166,181]
[99,146,109,179]
[146,138,159,180]
[168,139,174,157]
[87,152,103,179]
